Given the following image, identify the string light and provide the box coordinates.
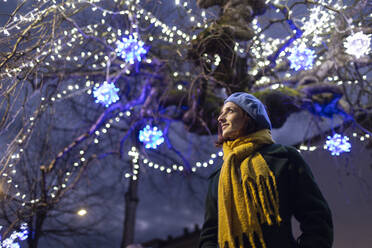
[0,0,196,79]
[2,107,131,206]
[247,0,339,78]
[324,133,351,156]
[248,20,282,78]
[93,82,120,107]
[2,80,99,202]
[344,31,371,59]
[127,147,140,181]
[126,147,223,177]
[300,0,338,46]
[0,4,192,78]
[52,110,132,195]
[299,145,318,152]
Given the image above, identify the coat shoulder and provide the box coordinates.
[208,163,222,179]
[259,143,301,159]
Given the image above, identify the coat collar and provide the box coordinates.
[208,144,290,179]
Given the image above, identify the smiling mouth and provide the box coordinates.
[221,124,229,129]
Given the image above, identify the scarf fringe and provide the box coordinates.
[222,232,267,248]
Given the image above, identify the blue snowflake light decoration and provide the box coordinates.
[324,133,351,156]
[0,223,28,248]
[93,82,120,107]
[139,125,164,149]
[116,35,147,64]
[288,45,316,71]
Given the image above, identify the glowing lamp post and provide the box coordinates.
[77,209,87,216]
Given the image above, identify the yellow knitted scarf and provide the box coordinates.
[218,129,282,248]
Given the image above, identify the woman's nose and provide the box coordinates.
[218,114,225,123]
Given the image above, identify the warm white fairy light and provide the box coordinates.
[300,0,338,46]
[127,146,140,181]
[126,146,223,178]
[0,108,44,202]
[1,0,195,78]
[256,76,271,85]
[213,54,221,67]
[55,111,130,192]
[2,104,130,205]
[248,20,285,77]
[299,145,318,152]
[0,3,52,34]
[248,0,344,78]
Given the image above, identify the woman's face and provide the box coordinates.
[217,102,251,140]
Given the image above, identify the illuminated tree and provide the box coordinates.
[0,0,371,247]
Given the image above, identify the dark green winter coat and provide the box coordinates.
[199,144,333,248]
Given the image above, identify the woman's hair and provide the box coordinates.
[215,112,258,147]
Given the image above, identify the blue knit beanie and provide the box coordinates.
[225,92,272,130]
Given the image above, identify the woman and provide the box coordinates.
[199,92,333,248]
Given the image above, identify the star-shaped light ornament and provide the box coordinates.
[288,44,316,71]
[324,133,351,156]
[139,125,164,149]
[93,82,120,107]
[344,32,371,59]
[116,35,148,64]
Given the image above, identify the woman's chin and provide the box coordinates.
[222,133,238,141]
